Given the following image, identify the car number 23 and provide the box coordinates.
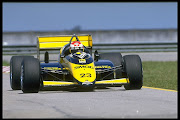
[80,73,91,78]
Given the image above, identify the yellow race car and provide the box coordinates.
[10,34,143,93]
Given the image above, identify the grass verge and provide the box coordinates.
[3,61,10,66]
[142,61,177,91]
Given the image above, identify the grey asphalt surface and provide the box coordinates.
[3,73,177,118]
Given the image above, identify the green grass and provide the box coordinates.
[3,61,177,90]
[142,61,177,91]
[3,61,10,66]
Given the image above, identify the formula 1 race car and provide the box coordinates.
[10,34,143,93]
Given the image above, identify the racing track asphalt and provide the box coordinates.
[3,73,177,118]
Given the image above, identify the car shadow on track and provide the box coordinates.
[37,86,126,94]
[12,86,126,94]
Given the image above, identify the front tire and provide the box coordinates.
[10,56,34,90]
[123,55,143,90]
[21,58,41,93]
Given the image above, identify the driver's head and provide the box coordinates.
[70,41,84,54]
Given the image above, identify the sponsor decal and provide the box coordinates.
[74,65,94,70]
[95,65,111,69]
[79,59,86,63]
[82,80,93,85]
[43,67,61,70]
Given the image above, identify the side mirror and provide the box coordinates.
[94,50,100,62]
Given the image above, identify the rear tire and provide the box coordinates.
[10,56,34,90]
[99,53,123,79]
[21,57,41,93]
[123,55,143,90]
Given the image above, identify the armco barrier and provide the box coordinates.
[2,42,177,55]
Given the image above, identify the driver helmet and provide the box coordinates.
[70,41,84,54]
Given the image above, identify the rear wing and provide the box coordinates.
[37,34,93,60]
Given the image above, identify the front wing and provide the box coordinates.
[43,78,129,87]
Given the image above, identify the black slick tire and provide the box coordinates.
[10,56,34,90]
[21,57,41,93]
[123,55,143,90]
[99,53,123,79]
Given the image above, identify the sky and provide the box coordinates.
[3,2,177,32]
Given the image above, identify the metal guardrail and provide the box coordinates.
[2,42,177,55]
